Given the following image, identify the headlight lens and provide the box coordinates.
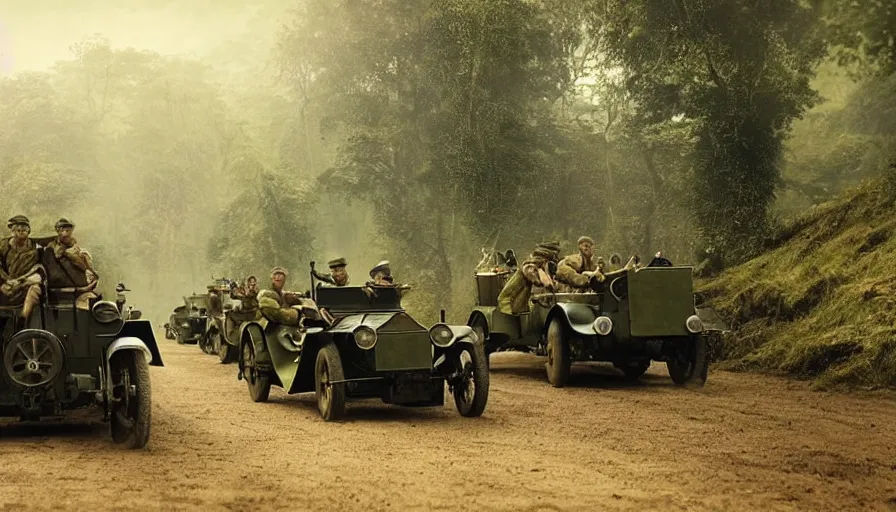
[91,300,122,324]
[592,316,613,336]
[429,324,455,347]
[686,314,703,334]
[354,326,377,350]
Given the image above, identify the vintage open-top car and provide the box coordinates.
[468,252,726,388]
[237,265,489,421]
[1,265,163,448]
[165,294,209,346]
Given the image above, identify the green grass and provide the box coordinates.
[697,180,896,389]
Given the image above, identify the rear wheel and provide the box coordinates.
[545,318,571,387]
[241,341,270,402]
[315,343,346,421]
[452,344,489,417]
[667,336,708,388]
[109,350,152,449]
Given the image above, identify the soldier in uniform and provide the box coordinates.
[42,218,99,310]
[608,253,622,272]
[555,236,600,293]
[0,215,47,325]
[257,267,305,326]
[229,275,260,321]
[497,241,561,314]
[313,257,350,287]
[368,260,395,286]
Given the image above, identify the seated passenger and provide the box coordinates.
[608,253,622,272]
[497,242,561,314]
[230,275,261,321]
[41,217,99,310]
[1,216,48,326]
[556,236,601,293]
[367,260,395,287]
[313,258,350,287]
[257,267,305,326]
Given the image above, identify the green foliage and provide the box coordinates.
[697,179,896,389]
[594,0,826,264]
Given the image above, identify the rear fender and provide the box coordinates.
[544,303,598,338]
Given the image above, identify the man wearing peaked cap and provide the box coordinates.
[313,257,350,287]
[257,266,306,326]
[0,215,44,326]
[556,235,599,293]
[42,217,99,311]
[368,260,395,286]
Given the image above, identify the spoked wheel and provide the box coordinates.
[452,344,489,417]
[616,360,651,381]
[315,343,346,421]
[3,330,65,387]
[545,318,571,387]
[109,350,152,449]
[667,336,709,388]
[241,341,270,402]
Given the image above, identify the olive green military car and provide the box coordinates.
[164,294,209,345]
[468,253,726,388]
[238,269,489,421]
[1,264,163,448]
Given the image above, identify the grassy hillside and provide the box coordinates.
[697,176,896,389]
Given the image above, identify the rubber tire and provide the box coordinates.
[545,318,571,388]
[110,350,152,449]
[199,330,216,355]
[469,316,491,370]
[242,341,271,403]
[667,336,708,388]
[315,343,346,421]
[617,361,650,381]
[453,344,489,417]
[218,340,237,364]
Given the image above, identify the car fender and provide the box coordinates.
[545,302,598,338]
[106,337,153,365]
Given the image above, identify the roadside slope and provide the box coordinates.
[697,179,896,389]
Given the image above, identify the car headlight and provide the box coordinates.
[429,324,455,348]
[592,316,613,336]
[686,314,703,334]
[353,326,377,350]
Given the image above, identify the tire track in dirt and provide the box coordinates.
[2,334,895,511]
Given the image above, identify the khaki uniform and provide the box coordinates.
[0,237,43,311]
[42,237,98,310]
[230,286,261,322]
[498,256,555,314]
[258,288,303,326]
[555,253,598,293]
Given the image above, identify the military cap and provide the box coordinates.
[55,217,75,230]
[369,260,391,278]
[270,266,289,278]
[535,241,561,254]
[328,257,347,268]
[532,247,557,260]
[7,215,30,228]
[577,236,594,245]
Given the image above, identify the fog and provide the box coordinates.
[1,1,892,324]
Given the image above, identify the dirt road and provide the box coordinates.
[2,336,895,512]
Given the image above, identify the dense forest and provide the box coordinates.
[1,0,893,323]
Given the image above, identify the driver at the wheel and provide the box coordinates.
[257,267,305,326]
[555,236,602,293]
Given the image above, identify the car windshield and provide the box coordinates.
[315,286,403,312]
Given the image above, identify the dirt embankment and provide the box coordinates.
[1,339,895,511]
[697,180,896,389]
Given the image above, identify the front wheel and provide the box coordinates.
[241,341,271,402]
[545,318,571,387]
[468,315,492,369]
[199,330,216,355]
[315,343,346,421]
[667,336,708,388]
[452,344,489,417]
[109,350,152,449]
[218,339,237,364]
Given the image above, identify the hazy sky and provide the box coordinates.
[0,4,263,76]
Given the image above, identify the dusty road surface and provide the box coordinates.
[2,336,895,512]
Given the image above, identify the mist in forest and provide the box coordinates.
[1,1,893,324]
